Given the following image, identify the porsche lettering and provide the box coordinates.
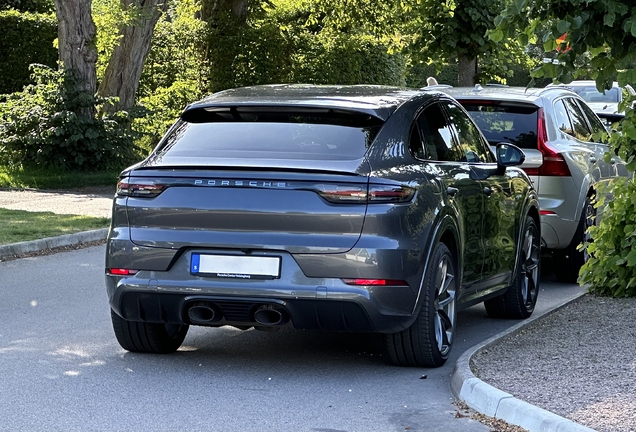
[193,180,287,188]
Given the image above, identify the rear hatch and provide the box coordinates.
[457,100,546,185]
[120,106,388,253]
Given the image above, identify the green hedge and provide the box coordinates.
[0,10,57,94]
[205,18,406,93]
[291,34,406,86]
[0,0,52,13]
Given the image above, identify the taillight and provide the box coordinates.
[315,184,367,203]
[107,268,138,276]
[117,177,167,198]
[524,108,571,177]
[368,185,415,203]
[316,184,415,204]
[342,279,409,286]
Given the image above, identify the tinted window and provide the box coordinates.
[577,99,609,141]
[414,103,459,162]
[563,98,592,141]
[409,124,425,159]
[156,109,383,161]
[444,102,494,163]
[553,99,573,135]
[461,102,538,149]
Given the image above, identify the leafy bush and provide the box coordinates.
[580,93,636,297]
[405,62,459,87]
[0,10,57,94]
[580,177,636,297]
[203,1,406,93]
[0,64,140,172]
[134,79,201,153]
[0,0,53,13]
[290,34,406,86]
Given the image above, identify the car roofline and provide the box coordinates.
[182,84,444,122]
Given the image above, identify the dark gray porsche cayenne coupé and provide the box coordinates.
[106,84,540,367]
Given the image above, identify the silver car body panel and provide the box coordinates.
[442,85,628,250]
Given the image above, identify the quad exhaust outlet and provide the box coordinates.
[187,302,221,324]
[253,304,289,326]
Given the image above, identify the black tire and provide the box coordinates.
[385,243,457,368]
[553,196,595,283]
[485,216,540,319]
[111,309,189,354]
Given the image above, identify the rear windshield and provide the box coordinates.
[153,108,383,161]
[460,103,539,149]
[568,86,619,104]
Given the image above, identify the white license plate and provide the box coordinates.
[191,254,280,279]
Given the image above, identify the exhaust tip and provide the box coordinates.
[187,302,220,323]
[253,304,289,326]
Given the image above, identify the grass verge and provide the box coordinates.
[0,208,110,245]
[0,167,119,190]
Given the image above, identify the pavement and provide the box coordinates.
[0,188,598,432]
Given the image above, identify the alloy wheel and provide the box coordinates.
[521,223,540,309]
[433,255,456,356]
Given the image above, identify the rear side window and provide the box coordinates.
[563,98,592,141]
[554,99,573,135]
[460,102,539,150]
[412,102,460,162]
[444,102,494,163]
[577,100,609,141]
[155,108,384,161]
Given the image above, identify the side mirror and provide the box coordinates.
[496,143,526,170]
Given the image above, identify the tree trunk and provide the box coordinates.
[458,55,477,87]
[98,0,169,113]
[54,0,98,118]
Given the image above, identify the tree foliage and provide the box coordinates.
[200,0,407,93]
[0,65,139,171]
[494,0,636,297]
[400,0,542,87]
[0,0,53,12]
[0,9,57,94]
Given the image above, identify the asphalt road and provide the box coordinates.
[0,246,585,432]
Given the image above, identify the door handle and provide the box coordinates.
[446,187,459,197]
[483,187,493,197]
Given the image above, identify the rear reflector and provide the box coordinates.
[107,268,138,276]
[342,279,409,286]
[540,210,556,215]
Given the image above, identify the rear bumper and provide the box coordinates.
[540,214,578,249]
[107,287,416,333]
[105,243,420,333]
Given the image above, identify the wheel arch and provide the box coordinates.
[411,215,461,316]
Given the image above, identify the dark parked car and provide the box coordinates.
[105,85,540,367]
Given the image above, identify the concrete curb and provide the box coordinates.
[451,293,597,432]
[0,228,108,259]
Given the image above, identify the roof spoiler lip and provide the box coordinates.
[180,103,391,122]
